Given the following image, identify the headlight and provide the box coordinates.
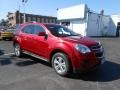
[75,44,91,54]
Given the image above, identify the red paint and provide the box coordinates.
[13,22,104,73]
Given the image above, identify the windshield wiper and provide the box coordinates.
[68,34,79,36]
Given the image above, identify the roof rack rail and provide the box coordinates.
[25,21,37,24]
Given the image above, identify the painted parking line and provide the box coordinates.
[3,53,15,56]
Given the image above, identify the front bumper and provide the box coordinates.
[72,45,106,73]
[73,55,105,73]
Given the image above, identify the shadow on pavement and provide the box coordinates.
[0,50,4,56]
[16,60,38,66]
[15,55,51,67]
[69,60,120,82]
[0,58,13,65]
[4,53,120,83]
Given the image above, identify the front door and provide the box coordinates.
[32,24,50,58]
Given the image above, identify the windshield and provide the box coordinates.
[45,24,79,37]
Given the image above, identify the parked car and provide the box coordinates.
[0,29,15,40]
[13,22,105,76]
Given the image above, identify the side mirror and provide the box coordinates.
[38,32,46,36]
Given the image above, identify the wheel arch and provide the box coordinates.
[13,39,21,47]
[13,41,19,46]
[49,49,73,71]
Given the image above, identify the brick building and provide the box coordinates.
[7,11,57,28]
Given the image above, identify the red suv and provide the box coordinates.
[13,22,105,76]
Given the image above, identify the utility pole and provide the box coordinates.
[19,5,21,24]
[22,0,28,23]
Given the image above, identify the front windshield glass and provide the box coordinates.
[45,24,79,37]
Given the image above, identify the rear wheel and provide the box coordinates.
[52,52,70,76]
[14,43,23,57]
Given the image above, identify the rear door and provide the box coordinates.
[20,25,34,52]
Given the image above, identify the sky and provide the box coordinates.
[0,0,120,20]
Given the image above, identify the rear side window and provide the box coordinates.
[22,25,34,34]
[14,25,21,35]
[34,25,45,35]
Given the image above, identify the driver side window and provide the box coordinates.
[58,27,70,35]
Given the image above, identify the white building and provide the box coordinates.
[110,15,120,36]
[57,4,118,37]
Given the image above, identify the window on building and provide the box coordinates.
[32,17,36,21]
[61,22,70,26]
[47,18,50,23]
[37,18,41,22]
[41,18,44,23]
[46,18,48,23]
[43,18,46,23]
[27,17,31,22]
[52,18,55,23]
[49,19,52,23]
[54,18,56,23]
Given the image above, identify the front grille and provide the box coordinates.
[95,52,103,57]
[91,44,101,52]
[90,44,104,60]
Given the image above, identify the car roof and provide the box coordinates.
[20,21,58,26]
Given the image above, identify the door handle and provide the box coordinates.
[24,38,27,40]
[23,37,27,40]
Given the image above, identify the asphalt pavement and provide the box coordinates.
[0,37,120,90]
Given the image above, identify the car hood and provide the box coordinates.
[62,36,98,47]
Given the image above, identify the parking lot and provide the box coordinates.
[0,37,120,90]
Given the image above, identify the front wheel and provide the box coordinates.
[14,43,23,57]
[52,53,70,76]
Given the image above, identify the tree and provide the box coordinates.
[0,19,9,26]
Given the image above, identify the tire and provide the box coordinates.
[8,37,12,41]
[14,43,23,57]
[52,52,70,76]
[2,37,5,40]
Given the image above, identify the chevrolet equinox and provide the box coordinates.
[13,22,105,76]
